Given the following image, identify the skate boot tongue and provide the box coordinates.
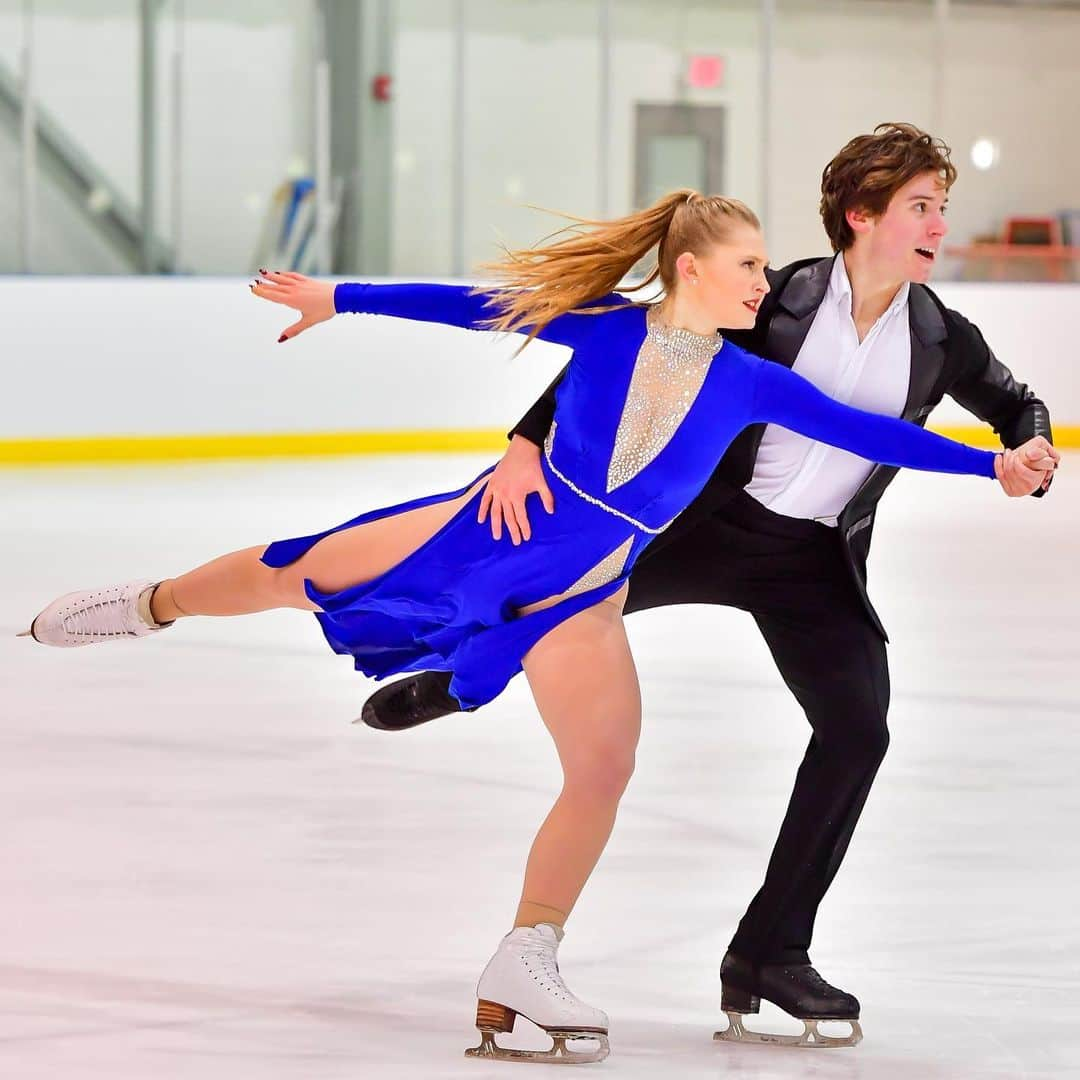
[505,922,563,948]
[531,922,564,943]
[508,925,563,980]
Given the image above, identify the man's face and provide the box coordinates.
[853,171,949,284]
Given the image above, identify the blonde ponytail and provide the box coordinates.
[475,189,758,345]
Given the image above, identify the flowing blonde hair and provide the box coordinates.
[476,190,761,345]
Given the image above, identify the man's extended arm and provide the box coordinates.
[944,308,1054,496]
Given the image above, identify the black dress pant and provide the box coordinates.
[624,491,891,965]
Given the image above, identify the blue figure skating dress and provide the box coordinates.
[262,285,997,709]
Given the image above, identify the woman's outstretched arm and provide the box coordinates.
[250,271,604,348]
[749,356,1059,482]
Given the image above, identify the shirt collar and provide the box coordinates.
[829,253,910,321]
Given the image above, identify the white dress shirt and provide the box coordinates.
[744,254,912,526]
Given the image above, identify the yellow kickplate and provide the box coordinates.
[0,426,1075,467]
[0,429,508,466]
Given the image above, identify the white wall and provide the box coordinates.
[392,0,1080,273]
[0,120,132,275]
[3,278,1077,441]
[391,0,765,275]
[2,1,1079,275]
[0,0,312,274]
[769,1,936,265]
[1,278,568,438]
[768,1,1080,265]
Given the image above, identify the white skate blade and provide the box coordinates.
[715,1011,862,1048]
[465,1027,610,1064]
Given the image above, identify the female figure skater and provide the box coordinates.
[19,191,1056,1064]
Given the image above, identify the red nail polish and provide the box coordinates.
[278,334,287,343]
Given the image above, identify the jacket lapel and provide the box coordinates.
[902,285,948,421]
[769,266,948,420]
[839,283,951,535]
[764,256,834,367]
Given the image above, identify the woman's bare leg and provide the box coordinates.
[150,477,489,623]
[155,499,641,926]
[513,584,640,929]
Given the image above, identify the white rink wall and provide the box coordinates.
[3,278,1079,441]
[2,278,565,440]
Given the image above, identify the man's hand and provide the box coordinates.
[478,435,554,544]
[994,436,1060,496]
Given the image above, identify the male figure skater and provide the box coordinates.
[360,123,1055,1045]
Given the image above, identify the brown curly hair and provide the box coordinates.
[820,123,957,253]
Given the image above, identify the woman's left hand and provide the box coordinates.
[250,270,336,342]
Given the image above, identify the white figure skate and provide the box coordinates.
[18,580,172,646]
[465,924,610,1064]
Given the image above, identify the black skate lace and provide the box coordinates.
[799,966,836,993]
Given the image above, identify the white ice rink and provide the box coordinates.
[1,453,1077,1079]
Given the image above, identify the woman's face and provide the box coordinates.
[676,224,771,330]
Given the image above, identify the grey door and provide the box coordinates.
[634,103,726,207]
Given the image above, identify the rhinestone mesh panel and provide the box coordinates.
[521,535,635,615]
[606,307,723,494]
[563,535,635,596]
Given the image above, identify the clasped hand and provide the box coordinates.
[995,436,1059,496]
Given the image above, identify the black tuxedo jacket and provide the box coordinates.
[511,256,1053,639]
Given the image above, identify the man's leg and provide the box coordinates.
[630,501,887,969]
[728,600,890,964]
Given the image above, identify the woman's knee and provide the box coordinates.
[562,742,637,802]
[262,561,314,610]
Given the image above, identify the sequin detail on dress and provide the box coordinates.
[519,535,634,615]
[545,422,671,534]
[606,307,723,493]
[565,535,634,595]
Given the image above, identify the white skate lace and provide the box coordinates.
[518,940,581,1006]
[64,596,137,639]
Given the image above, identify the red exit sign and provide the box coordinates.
[686,54,725,89]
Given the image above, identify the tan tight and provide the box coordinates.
[151,476,490,621]
[149,482,641,935]
[514,582,638,930]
